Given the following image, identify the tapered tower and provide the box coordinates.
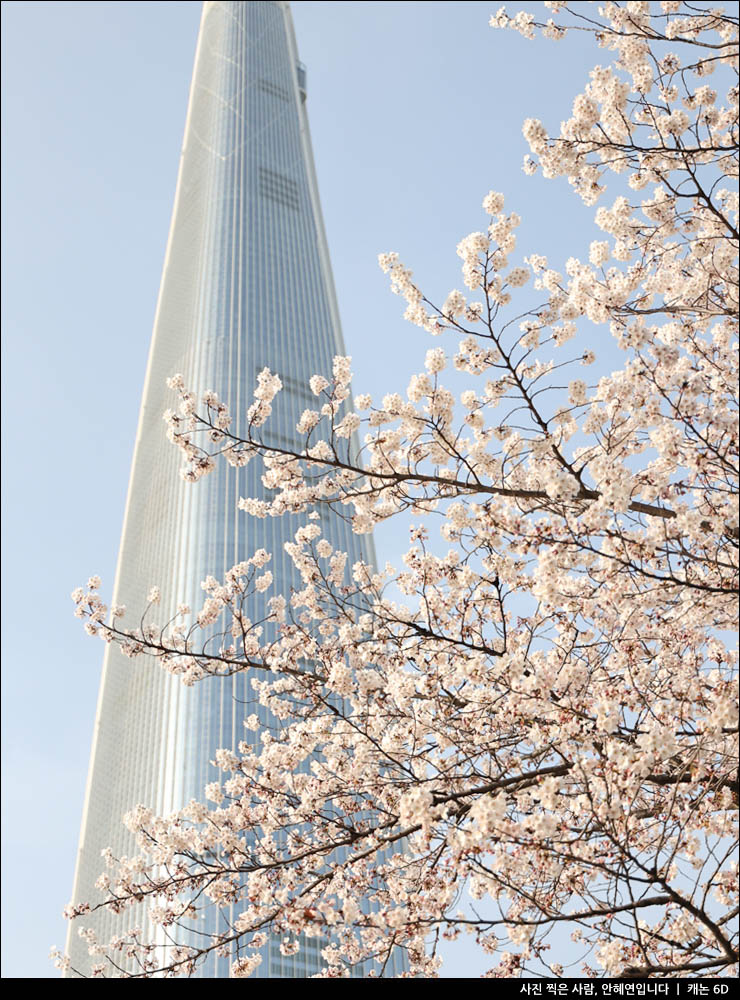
[67,2,395,978]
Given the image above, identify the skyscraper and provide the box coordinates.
[67,1,400,978]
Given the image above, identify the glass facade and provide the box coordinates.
[67,1,404,978]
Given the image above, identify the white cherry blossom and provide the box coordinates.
[62,3,738,981]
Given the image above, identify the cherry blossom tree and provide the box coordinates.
[56,1,738,979]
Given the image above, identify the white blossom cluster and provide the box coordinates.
[61,2,739,982]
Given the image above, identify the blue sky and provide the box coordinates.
[1,1,606,978]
